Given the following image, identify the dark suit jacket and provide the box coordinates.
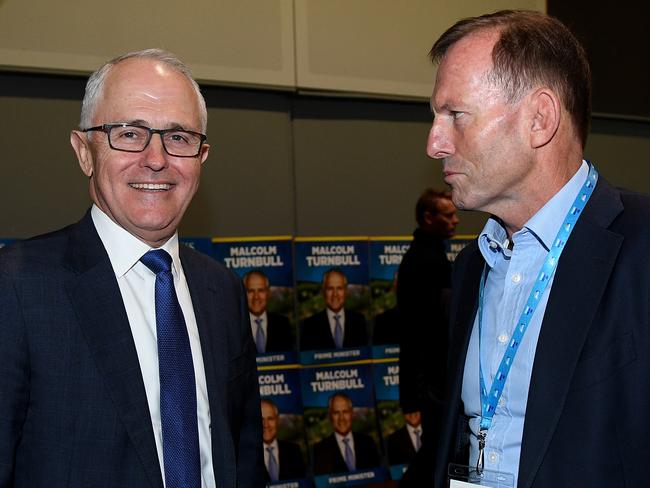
[386,426,417,466]
[432,178,650,488]
[0,212,265,488]
[264,440,306,481]
[312,432,380,475]
[373,306,400,345]
[264,312,295,353]
[300,309,368,351]
[397,229,452,417]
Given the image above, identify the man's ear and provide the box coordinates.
[423,210,435,226]
[70,130,94,177]
[199,143,210,165]
[528,88,561,149]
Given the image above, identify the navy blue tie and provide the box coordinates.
[140,249,201,488]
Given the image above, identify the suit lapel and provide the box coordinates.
[63,213,163,488]
[518,179,624,488]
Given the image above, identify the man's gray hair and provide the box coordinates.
[79,48,207,132]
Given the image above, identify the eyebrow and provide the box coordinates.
[116,119,191,131]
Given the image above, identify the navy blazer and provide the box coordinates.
[386,426,417,466]
[300,309,368,351]
[432,178,650,488]
[0,212,265,488]
[263,440,306,481]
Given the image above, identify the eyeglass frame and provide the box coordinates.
[82,123,207,158]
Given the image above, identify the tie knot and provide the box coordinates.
[267,445,274,453]
[342,436,350,444]
[255,317,263,326]
[140,249,172,275]
[334,314,341,322]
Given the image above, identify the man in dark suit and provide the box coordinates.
[312,393,380,475]
[386,411,422,466]
[417,10,650,488]
[0,49,264,487]
[244,270,294,353]
[300,268,368,350]
[397,189,457,486]
[260,399,306,481]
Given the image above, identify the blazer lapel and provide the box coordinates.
[518,179,624,488]
[63,213,163,488]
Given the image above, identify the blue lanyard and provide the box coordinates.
[475,162,598,471]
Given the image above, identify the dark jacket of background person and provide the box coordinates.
[397,228,452,419]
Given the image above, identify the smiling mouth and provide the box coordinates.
[129,183,172,191]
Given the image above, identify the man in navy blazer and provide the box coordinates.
[312,393,380,475]
[260,399,306,481]
[413,10,650,488]
[245,270,295,353]
[0,49,264,487]
[300,268,368,350]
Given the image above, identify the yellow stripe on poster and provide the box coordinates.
[212,235,293,243]
[294,236,368,242]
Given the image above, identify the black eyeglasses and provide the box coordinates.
[82,123,207,158]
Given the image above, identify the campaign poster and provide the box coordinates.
[445,234,476,263]
[179,237,214,259]
[300,352,387,487]
[369,237,411,346]
[258,354,310,487]
[294,237,370,353]
[213,236,296,353]
[372,345,416,480]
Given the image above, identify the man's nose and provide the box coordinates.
[142,133,169,170]
[427,120,454,159]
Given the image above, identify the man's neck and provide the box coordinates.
[499,156,583,238]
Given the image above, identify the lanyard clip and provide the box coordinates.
[476,429,487,475]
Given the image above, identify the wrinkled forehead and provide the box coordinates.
[97,58,202,127]
[432,30,499,106]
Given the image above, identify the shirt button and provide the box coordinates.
[489,451,498,463]
[498,333,509,344]
[511,273,522,283]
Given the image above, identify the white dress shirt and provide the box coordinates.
[91,205,215,488]
[406,423,422,452]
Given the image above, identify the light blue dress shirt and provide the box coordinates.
[461,161,589,486]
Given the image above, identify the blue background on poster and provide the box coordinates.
[314,467,388,487]
[369,239,411,281]
[445,236,475,263]
[373,361,400,402]
[267,479,311,488]
[300,362,374,407]
[300,347,370,366]
[0,238,17,249]
[258,366,303,414]
[180,237,214,259]
[295,239,369,284]
[214,238,293,286]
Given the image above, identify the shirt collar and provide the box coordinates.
[263,438,279,451]
[478,160,589,267]
[91,204,180,278]
[327,308,344,322]
[250,311,268,324]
